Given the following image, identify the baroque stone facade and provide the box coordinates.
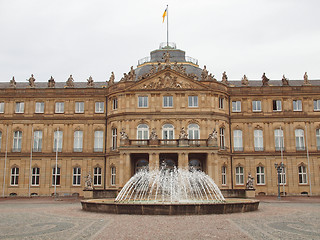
[0,44,319,197]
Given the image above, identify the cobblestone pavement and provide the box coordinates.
[0,197,319,240]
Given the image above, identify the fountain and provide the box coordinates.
[81,166,259,215]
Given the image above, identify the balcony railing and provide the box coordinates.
[73,148,83,152]
[254,147,264,152]
[296,146,306,151]
[121,139,220,148]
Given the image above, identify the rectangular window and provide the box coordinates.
[273,100,282,111]
[235,166,244,185]
[73,130,83,152]
[221,166,226,185]
[298,166,307,184]
[295,129,305,151]
[188,96,198,107]
[33,130,43,152]
[279,167,286,184]
[111,128,117,150]
[0,102,4,113]
[13,131,22,152]
[53,130,63,152]
[138,96,148,108]
[111,167,116,186]
[256,166,265,185]
[274,129,284,151]
[55,102,64,113]
[95,102,104,113]
[31,167,40,186]
[73,167,81,186]
[15,102,24,113]
[316,129,320,150]
[52,167,60,186]
[233,130,243,151]
[11,167,19,186]
[35,102,44,113]
[94,130,103,152]
[93,167,102,186]
[0,131,2,151]
[219,97,224,109]
[75,102,84,113]
[254,129,264,151]
[232,101,241,112]
[293,100,302,111]
[163,96,173,107]
[252,100,261,112]
[314,100,320,111]
[220,128,225,149]
[112,98,118,110]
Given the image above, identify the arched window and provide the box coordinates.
[295,129,305,151]
[137,124,149,145]
[162,124,174,144]
[188,124,200,145]
[135,159,149,173]
[274,128,284,151]
[93,167,102,186]
[235,166,244,185]
[13,130,22,152]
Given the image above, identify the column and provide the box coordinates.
[178,152,188,169]
[149,153,158,171]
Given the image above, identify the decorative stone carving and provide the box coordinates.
[179,127,188,140]
[84,174,93,190]
[262,72,269,86]
[109,72,115,85]
[241,75,249,86]
[201,65,209,81]
[141,72,193,90]
[87,76,94,87]
[149,128,158,140]
[66,75,74,87]
[28,74,35,87]
[282,74,289,86]
[120,128,129,140]
[208,129,218,146]
[246,173,254,189]
[157,61,163,71]
[303,72,310,85]
[222,71,228,84]
[10,76,16,88]
[48,76,55,88]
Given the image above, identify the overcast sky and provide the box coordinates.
[0,0,319,83]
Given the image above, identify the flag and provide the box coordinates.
[162,8,167,23]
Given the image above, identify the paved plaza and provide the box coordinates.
[0,196,319,240]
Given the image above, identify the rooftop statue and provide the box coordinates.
[109,72,115,85]
[222,71,228,84]
[128,66,136,81]
[282,74,289,86]
[66,75,74,87]
[241,75,249,86]
[163,51,170,65]
[48,76,55,88]
[28,74,35,87]
[10,76,16,88]
[262,72,269,86]
[303,72,310,85]
[201,65,209,81]
[87,76,94,87]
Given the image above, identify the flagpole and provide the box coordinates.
[166,5,169,47]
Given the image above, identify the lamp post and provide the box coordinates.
[274,162,284,199]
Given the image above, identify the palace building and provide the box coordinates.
[0,43,319,197]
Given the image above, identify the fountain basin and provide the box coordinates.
[81,198,259,215]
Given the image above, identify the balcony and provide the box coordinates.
[120,139,220,148]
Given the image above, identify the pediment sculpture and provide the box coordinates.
[141,73,194,90]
